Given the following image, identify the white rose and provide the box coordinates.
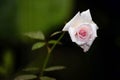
[62,9,98,52]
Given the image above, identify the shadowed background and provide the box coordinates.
[0,0,120,80]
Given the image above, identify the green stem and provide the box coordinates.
[40,32,65,76]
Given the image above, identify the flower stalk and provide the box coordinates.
[40,32,65,77]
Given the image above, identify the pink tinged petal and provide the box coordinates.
[62,12,81,31]
[68,27,86,45]
[68,27,85,45]
[79,29,87,38]
[80,9,92,22]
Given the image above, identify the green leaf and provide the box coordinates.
[40,76,56,80]
[50,31,62,37]
[48,40,62,45]
[44,66,66,72]
[24,31,45,40]
[23,67,39,72]
[15,74,37,80]
[32,42,45,50]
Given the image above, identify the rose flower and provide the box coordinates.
[62,9,98,52]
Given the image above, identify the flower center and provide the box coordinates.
[79,29,87,37]
[76,27,88,40]
[75,24,91,40]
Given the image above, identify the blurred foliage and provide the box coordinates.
[16,0,72,35]
[48,40,62,45]
[24,31,45,40]
[0,0,17,39]
[0,0,73,79]
[44,66,66,72]
[0,49,14,76]
[40,76,56,80]
[15,74,37,80]
[32,42,45,50]
[0,0,72,38]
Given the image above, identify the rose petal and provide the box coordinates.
[63,12,81,31]
[80,9,92,22]
[90,23,98,37]
[68,27,87,45]
[80,44,90,52]
[68,27,77,42]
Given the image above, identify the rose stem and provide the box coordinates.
[40,32,65,77]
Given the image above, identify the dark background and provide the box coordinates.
[0,0,120,80]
